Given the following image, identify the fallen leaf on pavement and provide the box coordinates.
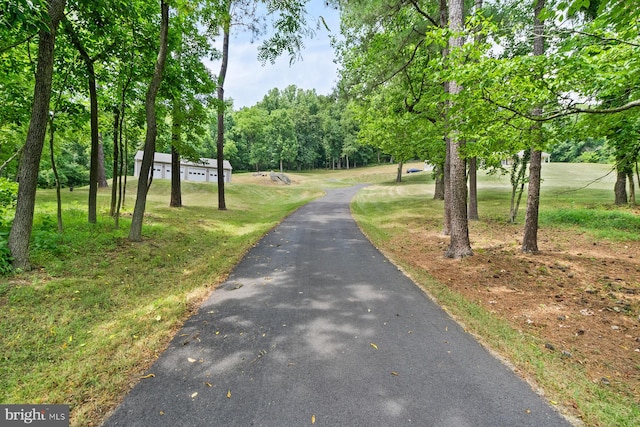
[140,374,155,379]
[370,343,378,350]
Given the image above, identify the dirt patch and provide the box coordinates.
[386,221,640,401]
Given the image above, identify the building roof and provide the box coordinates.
[135,151,232,170]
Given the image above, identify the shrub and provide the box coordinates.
[0,178,17,274]
[0,178,18,209]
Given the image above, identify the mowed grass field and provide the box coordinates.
[1,162,635,426]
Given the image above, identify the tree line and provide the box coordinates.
[1,0,638,270]
[0,0,324,269]
[335,0,639,257]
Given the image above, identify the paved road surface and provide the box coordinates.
[103,185,572,426]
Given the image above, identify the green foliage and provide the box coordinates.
[225,86,362,171]
[0,178,16,273]
[0,231,12,275]
[542,208,640,240]
[550,137,610,163]
[0,178,18,209]
[32,216,63,254]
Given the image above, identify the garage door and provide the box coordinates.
[187,167,207,182]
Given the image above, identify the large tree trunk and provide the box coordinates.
[445,0,472,259]
[522,149,541,252]
[614,170,628,205]
[216,6,231,211]
[129,0,169,241]
[9,0,67,270]
[521,0,545,254]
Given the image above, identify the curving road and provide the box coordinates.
[103,185,572,427]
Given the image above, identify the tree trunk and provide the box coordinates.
[468,157,479,220]
[396,161,403,183]
[110,109,119,217]
[216,7,231,211]
[467,0,482,222]
[628,173,635,205]
[433,162,445,200]
[129,0,169,241]
[87,58,99,223]
[522,148,541,252]
[115,109,127,228]
[49,116,63,233]
[169,114,182,208]
[443,135,451,235]
[98,136,108,188]
[445,0,472,259]
[614,170,628,205]
[509,152,528,223]
[115,75,131,221]
[9,0,67,270]
[63,17,100,223]
[521,0,545,254]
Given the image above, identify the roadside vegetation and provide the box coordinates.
[2,162,638,426]
[0,177,323,426]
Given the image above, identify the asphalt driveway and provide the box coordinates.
[103,185,572,426]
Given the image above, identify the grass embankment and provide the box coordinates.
[1,163,638,426]
[0,176,325,426]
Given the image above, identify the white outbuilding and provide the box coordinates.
[134,151,232,183]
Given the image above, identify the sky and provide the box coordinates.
[205,1,341,110]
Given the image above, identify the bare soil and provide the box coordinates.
[385,220,640,404]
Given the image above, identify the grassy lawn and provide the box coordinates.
[1,162,637,426]
[1,175,326,426]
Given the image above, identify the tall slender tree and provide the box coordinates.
[216,1,231,210]
[9,0,67,269]
[445,0,472,258]
[521,0,545,253]
[129,0,169,241]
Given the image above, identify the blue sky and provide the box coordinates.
[205,1,341,109]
